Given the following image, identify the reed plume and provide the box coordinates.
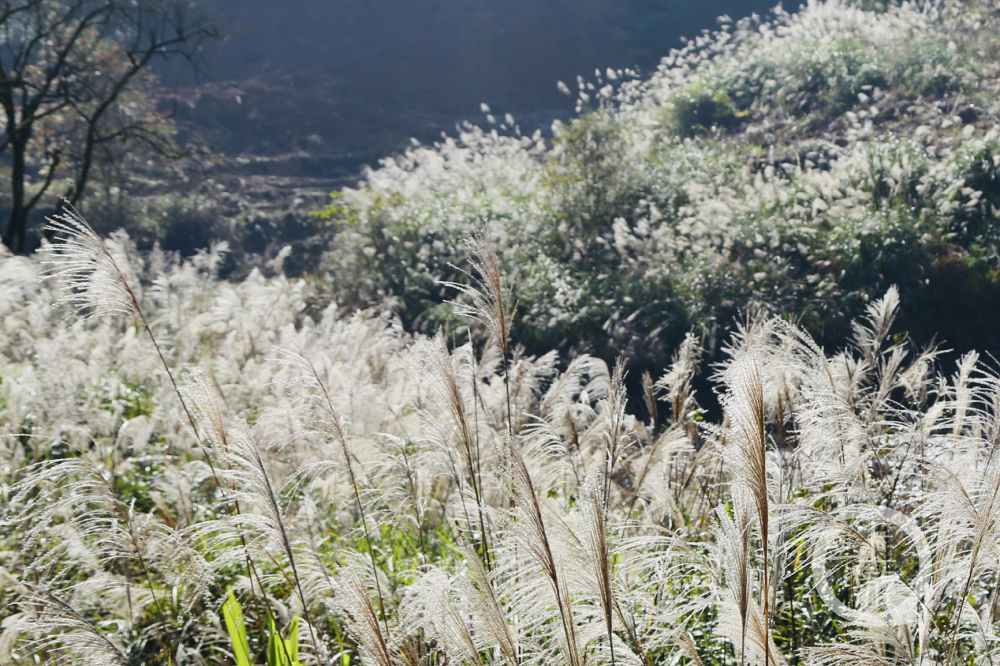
[443,229,515,433]
[715,353,773,666]
[500,434,582,666]
[337,564,396,666]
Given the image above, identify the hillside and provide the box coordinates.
[313,0,1000,368]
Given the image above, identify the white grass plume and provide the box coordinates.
[712,353,774,666]
[41,207,142,320]
[499,434,582,666]
[443,230,514,361]
[443,229,517,433]
[455,535,520,666]
[12,588,128,666]
[403,567,485,666]
[336,564,396,666]
[655,332,702,428]
[600,357,635,510]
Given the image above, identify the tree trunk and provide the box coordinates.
[3,132,28,253]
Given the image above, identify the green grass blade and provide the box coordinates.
[222,590,252,666]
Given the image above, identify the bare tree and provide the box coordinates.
[0,0,220,253]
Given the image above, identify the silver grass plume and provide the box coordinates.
[923,367,1000,666]
[628,423,694,518]
[210,422,321,657]
[600,358,634,511]
[851,285,900,368]
[412,337,491,565]
[11,589,127,666]
[579,471,653,666]
[455,535,520,666]
[377,434,429,560]
[41,207,140,319]
[716,495,752,665]
[581,474,615,650]
[655,332,702,432]
[443,230,514,361]
[6,455,177,661]
[500,434,582,666]
[337,564,396,666]
[804,626,915,666]
[443,230,516,432]
[677,630,706,666]
[715,493,781,666]
[642,371,659,433]
[403,568,484,666]
[417,336,477,479]
[182,370,290,641]
[272,347,391,638]
[719,354,769,553]
[41,206,203,451]
[715,353,772,666]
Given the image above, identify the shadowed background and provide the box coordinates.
[158,0,781,170]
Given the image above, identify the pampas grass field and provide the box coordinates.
[2,210,999,666]
[6,1,1000,665]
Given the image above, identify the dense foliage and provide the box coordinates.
[316,0,1000,364]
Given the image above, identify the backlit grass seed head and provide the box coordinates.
[336,564,395,666]
[443,230,514,359]
[41,207,140,320]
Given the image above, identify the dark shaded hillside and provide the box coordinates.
[156,0,777,171]
[82,0,779,272]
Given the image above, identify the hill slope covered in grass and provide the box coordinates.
[317,0,1000,366]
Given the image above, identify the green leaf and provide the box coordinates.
[286,616,300,665]
[267,614,303,666]
[222,590,252,666]
[267,614,283,666]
